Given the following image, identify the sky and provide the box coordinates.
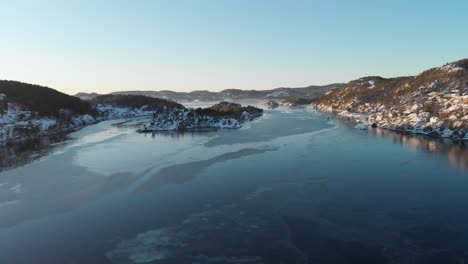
[0,0,467,95]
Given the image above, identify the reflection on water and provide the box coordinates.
[0,136,65,171]
[204,111,332,147]
[146,130,217,141]
[368,128,468,171]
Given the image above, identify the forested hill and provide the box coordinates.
[0,80,92,117]
[89,94,185,111]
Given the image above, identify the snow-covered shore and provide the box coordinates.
[317,89,468,141]
[0,101,155,146]
[0,99,263,145]
[316,60,468,141]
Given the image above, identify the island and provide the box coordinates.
[264,100,279,109]
[137,101,263,132]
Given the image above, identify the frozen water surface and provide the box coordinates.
[0,104,467,264]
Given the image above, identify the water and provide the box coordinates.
[0,108,467,264]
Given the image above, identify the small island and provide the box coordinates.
[264,100,279,109]
[137,101,263,132]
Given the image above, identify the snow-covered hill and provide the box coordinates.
[317,59,468,140]
[0,98,96,145]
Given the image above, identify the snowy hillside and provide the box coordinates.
[317,59,468,140]
[0,100,171,145]
[0,98,96,145]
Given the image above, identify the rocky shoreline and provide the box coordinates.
[317,105,468,141]
[0,103,154,146]
[315,59,468,141]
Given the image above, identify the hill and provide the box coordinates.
[0,80,92,117]
[193,101,263,119]
[138,101,263,132]
[0,81,97,145]
[75,83,345,101]
[317,59,468,138]
[90,94,184,111]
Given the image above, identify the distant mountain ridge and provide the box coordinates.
[89,94,185,110]
[75,83,345,101]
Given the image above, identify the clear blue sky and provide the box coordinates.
[0,0,467,94]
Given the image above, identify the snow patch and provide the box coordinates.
[440,63,465,73]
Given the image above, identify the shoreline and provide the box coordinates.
[0,113,153,147]
[317,107,468,142]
